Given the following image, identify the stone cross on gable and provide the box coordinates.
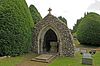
[48,8,52,14]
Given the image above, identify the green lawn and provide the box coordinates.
[49,39,100,66]
[0,51,100,66]
[0,53,38,66]
[49,51,100,66]
[0,39,100,66]
[94,51,100,66]
[0,56,24,66]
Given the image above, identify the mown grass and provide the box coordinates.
[49,51,100,66]
[0,56,24,66]
[0,53,38,66]
[49,38,100,66]
[0,39,100,66]
[94,51,100,66]
[0,51,100,66]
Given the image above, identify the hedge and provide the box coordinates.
[0,0,34,56]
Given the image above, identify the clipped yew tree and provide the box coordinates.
[0,0,34,56]
[29,5,42,24]
[76,12,100,46]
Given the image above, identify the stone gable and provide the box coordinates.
[33,14,74,57]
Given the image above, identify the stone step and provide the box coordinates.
[47,54,58,62]
[31,53,58,63]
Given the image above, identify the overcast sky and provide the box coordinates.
[26,0,100,29]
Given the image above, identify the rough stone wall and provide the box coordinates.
[33,14,74,56]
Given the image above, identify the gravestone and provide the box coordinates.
[80,49,87,55]
[74,48,80,52]
[89,49,96,55]
[82,53,93,65]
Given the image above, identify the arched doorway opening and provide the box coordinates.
[43,29,59,53]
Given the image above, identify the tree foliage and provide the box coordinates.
[76,12,100,46]
[29,5,42,24]
[0,0,34,56]
[58,16,67,25]
[72,13,88,33]
[72,17,83,33]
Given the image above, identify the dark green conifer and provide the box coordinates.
[0,0,34,56]
[29,5,42,24]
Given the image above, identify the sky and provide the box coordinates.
[26,0,100,29]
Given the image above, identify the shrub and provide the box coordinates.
[0,0,34,56]
[29,5,42,24]
[76,12,100,46]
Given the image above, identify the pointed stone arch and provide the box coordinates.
[37,25,62,54]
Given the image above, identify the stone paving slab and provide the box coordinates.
[35,54,53,60]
